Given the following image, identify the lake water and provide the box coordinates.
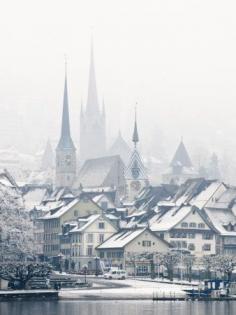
[0,300,236,315]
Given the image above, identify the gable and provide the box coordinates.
[86,216,117,234]
[125,229,169,253]
[173,208,211,230]
[60,198,102,223]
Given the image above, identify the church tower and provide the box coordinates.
[56,64,76,188]
[125,110,149,201]
[80,39,106,162]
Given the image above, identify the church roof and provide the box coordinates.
[109,132,131,164]
[75,155,125,188]
[57,74,75,151]
[170,141,192,168]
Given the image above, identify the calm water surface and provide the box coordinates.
[0,300,236,315]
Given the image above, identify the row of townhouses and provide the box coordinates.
[26,177,236,275]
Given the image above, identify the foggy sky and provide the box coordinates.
[0,0,236,162]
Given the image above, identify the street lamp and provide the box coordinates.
[82,264,88,284]
[95,257,100,277]
[58,253,64,273]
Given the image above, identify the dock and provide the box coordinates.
[0,290,59,301]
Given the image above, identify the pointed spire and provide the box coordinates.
[57,60,75,150]
[86,35,100,116]
[170,140,192,168]
[132,106,139,147]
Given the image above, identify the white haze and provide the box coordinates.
[0,0,236,167]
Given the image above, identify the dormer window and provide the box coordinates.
[198,223,205,229]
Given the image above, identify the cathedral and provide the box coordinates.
[80,41,106,163]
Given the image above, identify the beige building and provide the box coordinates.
[96,228,169,274]
[150,205,217,257]
[41,195,103,258]
[61,214,117,271]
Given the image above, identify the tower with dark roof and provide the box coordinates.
[56,65,76,188]
[162,139,198,185]
[80,40,106,162]
[125,110,149,201]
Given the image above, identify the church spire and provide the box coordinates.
[132,107,139,147]
[57,60,75,150]
[86,36,99,116]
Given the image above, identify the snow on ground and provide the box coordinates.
[59,279,192,300]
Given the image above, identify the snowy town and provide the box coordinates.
[1,1,236,314]
[1,38,236,306]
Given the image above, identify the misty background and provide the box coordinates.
[0,0,236,182]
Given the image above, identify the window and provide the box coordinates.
[202,233,213,240]
[99,234,104,243]
[189,222,196,228]
[99,222,105,229]
[100,252,104,258]
[202,244,211,251]
[87,246,93,256]
[188,233,195,239]
[198,223,205,229]
[101,202,108,210]
[181,222,188,228]
[87,234,93,243]
[142,241,151,247]
[170,241,177,248]
[137,265,148,274]
[188,243,195,251]
[74,210,78,217]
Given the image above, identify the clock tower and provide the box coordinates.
[125,109,149,201]
[56,64,76,188]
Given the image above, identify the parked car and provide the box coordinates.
[104,269,127,280]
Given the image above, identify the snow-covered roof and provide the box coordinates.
[204,208,236,236]
[69,214,101,233]
[205,187,236,210]
[191,182,225,209]
[150,206,192,232]
[23,187,48,211]
[42,198,80,219]
[97,228,146,249]
[0,169,18,188]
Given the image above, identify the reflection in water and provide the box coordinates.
[0,300,236,315]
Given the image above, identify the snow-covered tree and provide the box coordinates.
[183,254,195,282]
[157,252,180,281]
[214,255,236,281]
[0,170,35,261]
[0,262,52,289]
[201,255,215,279]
